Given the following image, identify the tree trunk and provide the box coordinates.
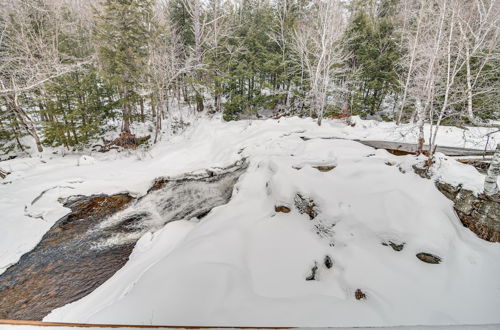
[484,143,500,196]
[140,97,145,123]
[196,92,204,112]
[154,93,165,144]
[9,94,43,152]
[122,91,132,135]
[416,98,425,154]
[465,45,475,123]
[214,77,221,112]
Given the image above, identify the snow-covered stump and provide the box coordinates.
[484,143,500,197]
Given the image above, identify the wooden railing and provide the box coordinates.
[0,319,289,329]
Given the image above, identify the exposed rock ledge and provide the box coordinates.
[414,165,500,242]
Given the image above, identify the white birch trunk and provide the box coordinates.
[484,144,500,196]
[464,44,475,123]
[416,98,425,154]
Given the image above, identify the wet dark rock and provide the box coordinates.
[0,193,134,321]
[294,194,319,220]
[196,209,212,219]
[382,241,405,252]
[355,289,366,300]
[313,165,336,172]
[324,255,333,269]
[306,262,319,281]
[416,252,442,264]
[147,178,169,193]
[275,205,291,213]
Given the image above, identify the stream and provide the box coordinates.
[0,161,246,320]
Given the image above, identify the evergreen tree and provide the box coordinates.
[95,0,153,135]
[169,0,195,50]
[41,69,115,149]
[345,1,401,116]
[222,0,297,120]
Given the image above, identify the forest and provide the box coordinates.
[0,0,498,157]
[1,0,500,327]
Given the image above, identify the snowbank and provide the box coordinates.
[1,116,499,327]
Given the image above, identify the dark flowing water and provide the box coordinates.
[0,162,246,320]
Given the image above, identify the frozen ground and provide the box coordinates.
[1,116,499,327]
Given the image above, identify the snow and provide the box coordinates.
[1,326,500,330]
[427,153,489,194]
[1,115,499,327]
[77,155,96,166]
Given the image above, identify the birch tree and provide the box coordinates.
[293,0,347,126]
[427,0,465,157]
[456,0,500,123]
[484,143,500,196]
[396,0,451,154]
[396,2,424,125]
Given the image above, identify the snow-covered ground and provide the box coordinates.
[1,326,500,330]
[1,325,500,330]
[1,116,499,327]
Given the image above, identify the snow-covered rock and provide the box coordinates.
[0,116,499,327]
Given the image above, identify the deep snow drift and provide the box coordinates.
[1,116,499,327]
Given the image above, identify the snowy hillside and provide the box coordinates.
[1,116,499,327]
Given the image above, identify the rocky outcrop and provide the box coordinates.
[313,165,336,172]
[324,255,333,269]
[414,165,500,243]
[416,252,442,264]
[275,205,291,213]
[435,181,500,242]
[294,194,319,220]
[382,241,405,252]
[305,262,319,281]
[355,289,366,300]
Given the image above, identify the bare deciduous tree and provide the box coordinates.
[397,0,499,157]
[0,0,93,152]
[456,0,500,123]
[293,0,347,126]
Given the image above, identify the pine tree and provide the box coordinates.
[42,69,115,149]
[222,1,293,120]
[95,0,153,135]
[345,1,401,116]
